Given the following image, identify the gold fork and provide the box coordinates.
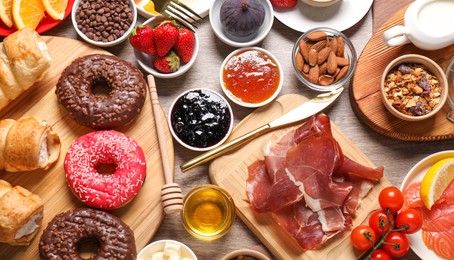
[153,0,203,28]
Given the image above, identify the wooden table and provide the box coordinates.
[3,0,450,259]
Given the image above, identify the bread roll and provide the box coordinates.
[1,117,60,172]
[0,27,51,110]
[0,180,44,246]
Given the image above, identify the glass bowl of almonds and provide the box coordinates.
[380,54,448,121]
[292,27,357,92]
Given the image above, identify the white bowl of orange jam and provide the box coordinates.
[220,47,283,108]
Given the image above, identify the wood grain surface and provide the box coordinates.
[0,36,171,259]
[351,6,454,141]
[372,0,414,33]
[209,94,392,259]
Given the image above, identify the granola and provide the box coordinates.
[384,63,442,116]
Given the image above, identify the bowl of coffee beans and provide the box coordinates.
[72,0,137,47]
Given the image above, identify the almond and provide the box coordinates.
[311,40,326,52]
[319,62,327,75]
[306,31,327,42]
[317,47,331,65]
[335,65,349,82]
[327,51,337,75]
[336,36,345,57]
[319,75,334,86]
[299,40,310,63]
[295,52,304,71]
[303,63,310,74]
[309,64,320,84]
[330,37,338,56]
[308,48,318,66]
[336,57,349,66]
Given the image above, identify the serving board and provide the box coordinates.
[0,37,171,259]
[351,5,454,141]
[209,94,392,259]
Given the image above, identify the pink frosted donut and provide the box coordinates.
[65,130,146,210]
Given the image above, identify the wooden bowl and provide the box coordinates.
[300,0,340,7]
[380,54,448,121]
[221,248,271,260]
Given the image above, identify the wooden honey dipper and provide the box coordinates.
[147,75,184,214]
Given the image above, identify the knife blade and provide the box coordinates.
[180,87,344,172]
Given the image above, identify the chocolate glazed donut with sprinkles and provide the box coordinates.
[64,130,146,210]
[55,54,147,129]
[39,208,136,259]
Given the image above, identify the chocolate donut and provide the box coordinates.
[39,208,136,259]
[55,54,147,129]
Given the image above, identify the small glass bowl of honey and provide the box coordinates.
[181,184,236,240]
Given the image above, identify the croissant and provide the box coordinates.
[0,27,51,110]
[0,117,61,172]
[0,179,44,246]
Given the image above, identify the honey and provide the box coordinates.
[181,185,235,240]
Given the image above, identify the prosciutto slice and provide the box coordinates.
[246,114,383,250]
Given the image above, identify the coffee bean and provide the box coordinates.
[76,0,133,43]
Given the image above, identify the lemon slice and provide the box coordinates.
[42,0,68,20]
[144,1,160,15]
[0,0,13,28]
[12,0,45,29]
[420,158,454,209]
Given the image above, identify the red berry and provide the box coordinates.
[154,21,179,57]
[129,25,156,56]
[152,51,180,73]
[174,28,195,63]
[269,0,297,8]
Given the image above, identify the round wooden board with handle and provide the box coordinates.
[350,5,454,141]
[0,36,171,259]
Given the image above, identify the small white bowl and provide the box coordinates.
[137,239,198,260]
[72,0,137,47]
[168,88,234,151]
[220,47,283,108]
[209,0,274,47]
[133,15,199,79]
[301,0,340,7]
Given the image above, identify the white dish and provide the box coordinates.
[273,0,373,32]
[400,150,454,260]
[135,0,214,19]
[137,239,198,260]
[209,0,274,47]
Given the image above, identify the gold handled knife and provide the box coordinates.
[180,87,344,172]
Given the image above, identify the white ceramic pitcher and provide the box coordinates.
[383,0,454,50]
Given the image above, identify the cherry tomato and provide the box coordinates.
[350,225,376,250]
[371,249,392,260]
[383,231,409,257]
[379,186,404,213]
[396,208,423,234]
[369,210,394,236]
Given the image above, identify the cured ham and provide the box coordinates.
[246,114,383,249]
[402,180,454,259]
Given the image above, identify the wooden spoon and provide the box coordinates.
[147,75,183,214]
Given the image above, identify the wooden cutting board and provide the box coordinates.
[351,5,454,141]
[0,37,171,259]
[209,94,392,259]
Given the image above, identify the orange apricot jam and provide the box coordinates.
[222,49,280,104]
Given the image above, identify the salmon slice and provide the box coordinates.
[422,228,454,260]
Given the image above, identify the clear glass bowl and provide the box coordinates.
[292,27,357,92]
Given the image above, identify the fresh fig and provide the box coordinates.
[220,0,266,38]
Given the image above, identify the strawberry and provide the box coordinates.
[129,25,156,56]
[270,0,297,8]
[153,21,179,57]
[152,51,180,73]
[174,28,195,63]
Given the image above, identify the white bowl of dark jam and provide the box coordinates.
[169,88,234,151]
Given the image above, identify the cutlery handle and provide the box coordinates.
[180,124,271,172]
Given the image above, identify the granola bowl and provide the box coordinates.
[380,54,448,121]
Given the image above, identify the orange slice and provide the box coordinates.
[43,0,68,20]
[12,0,45,29]
[0,0,13,28]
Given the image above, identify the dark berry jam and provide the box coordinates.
[171,89,231,148]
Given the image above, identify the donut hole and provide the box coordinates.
[91,77,112,97]
[77,236,101,259]
[97,163,117,176]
